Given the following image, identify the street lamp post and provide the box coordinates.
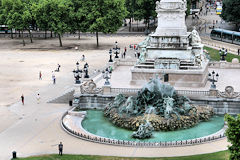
[102,68,112,85]
[76,61,79,70]
[83,62,89,78]
[73,62,82,84]
[113,41,120,58]
[219,48,227,61]
[109,49,113,62]
[208,70,219,89]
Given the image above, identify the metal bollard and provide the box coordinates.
[12,151,17,159]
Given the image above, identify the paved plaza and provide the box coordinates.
[0,5,238,158]
[0,35,237,159]
[2,0,240,158]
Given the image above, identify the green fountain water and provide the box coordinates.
[82,110,224,142]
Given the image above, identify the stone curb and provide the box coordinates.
[61,111,227,148]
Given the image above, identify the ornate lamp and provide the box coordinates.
[208,70,219,89]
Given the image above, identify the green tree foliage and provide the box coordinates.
[224,114,240,160]
[69,0,89,40]
[134,0,157,30]
[125,0,135,31]
[33,0,74,47]
[81,0,127,47]
[186,0,191,16]
[32,0,51,39]
[0,0,126,47]
[221,0,240,29]
[0,0,5,24]
[23,0,36,43]
[2,0,33,45]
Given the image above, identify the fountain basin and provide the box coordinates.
[82,110,224,142]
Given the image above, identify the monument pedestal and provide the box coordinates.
[132,0,209,88]
[131,60,209,87]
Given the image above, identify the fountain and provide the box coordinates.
[104,75,214,139]
[61,0,227,145]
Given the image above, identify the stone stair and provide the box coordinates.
[135,59,155,69]
[48,88,75,104]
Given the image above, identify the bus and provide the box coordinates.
[0,25,11,33]
[216,6,222,15]
[210,29,240,45]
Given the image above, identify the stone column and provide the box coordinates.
[73,83,82,107]
[102,85,111,95]
[108,61,117,70]
[209,88,218,97]
[219,61,227,69]
[73,84,81,97]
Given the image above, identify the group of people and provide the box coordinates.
[21,93,41,105]
[21,63,62,105]
[20,53,88,105]
[38,63,61,83]
[122,45,141,59]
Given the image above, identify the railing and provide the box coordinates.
[118,60,136,66]
[208,61,240,69]
[110,88,210,97]
[110,88,140,94]
[176,90,210,96]
[61,113,226,148]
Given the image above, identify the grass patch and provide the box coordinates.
[204,46,240,62]
[16,150,229,160]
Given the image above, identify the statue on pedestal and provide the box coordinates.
[138,36,150,49]
[190,27,201,46]
[137,48,147,64]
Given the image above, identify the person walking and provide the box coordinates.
[21,94,24,105]
[81,55,85,61]
[58,142,63,156]
[53,76,56,84]
[36,94,40,104]
[238,49,240,55]
[39,71,42,80]
[57,64,61,72]
[123,51,126,59]
[137,51,140,58]
[52,71,56,84]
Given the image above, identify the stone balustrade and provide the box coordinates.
[109,87,210,97]
[208,61,240,69]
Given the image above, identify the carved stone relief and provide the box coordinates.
[218,86,240,98]
[80,80,102,94]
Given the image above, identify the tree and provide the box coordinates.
[0,0,5,24]
[186,0,192,16]
[125,0,135,32]
[224,114,240,160]
[32,0,52,39]
[221,0,240,30]
[134,0,157,30]
[82,0,127,47]
[70,0,89,40]
[2,0,32,46]
[33,0,73,47]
